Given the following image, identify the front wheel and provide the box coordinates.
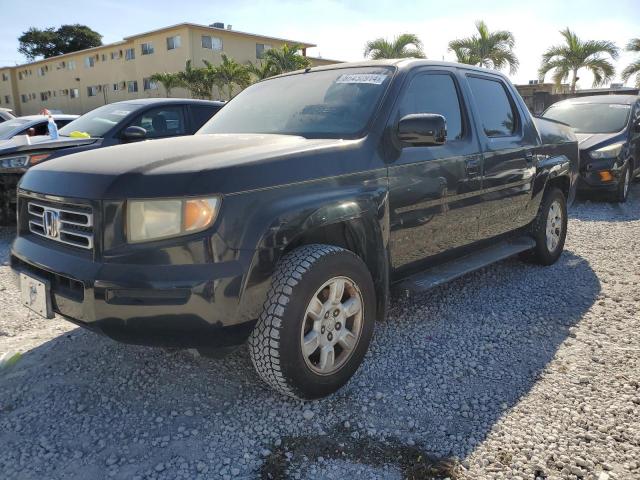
[248,244,376,399]
[527,187,568,266]
[613,163,631,203]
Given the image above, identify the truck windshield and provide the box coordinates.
[198,67,394,139]
[59,103,138,138]
[543,103,631,134]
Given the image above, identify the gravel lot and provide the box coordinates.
[1,186,639,480]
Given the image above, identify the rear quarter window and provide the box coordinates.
[190,105,221,131]
[467,76,518,137]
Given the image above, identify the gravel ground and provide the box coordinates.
[1,186,639,480]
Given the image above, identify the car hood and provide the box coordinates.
[20,134,362,199]
[575,132,622,151]
[0,135,99,156]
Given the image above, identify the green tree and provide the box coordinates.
[448,21,518,74]
[176,60,214,99]
[206,55,251,100]
[246,60,277,81]
[621,38,640,88]
[18,24,102,60]
[262,43,311,74]
[539,28,619,93]
[364,33,425,59]
[149,72,183,97]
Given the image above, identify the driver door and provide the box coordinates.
[387,68,484,277]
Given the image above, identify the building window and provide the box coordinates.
[141,42,154,55]
[101,54,106,61]
[37,66,46,76]
[87,86,98,97]
[256,43,272,59]
[21,94,28,103]
[201,35,222,51]
[85,56,95,68]
[2,73,8,81]
[143,77,158,90]
[166,35,181,50]
[113,83,120,91]
[125,48,135,61]
[70,88,79,99]
[127,80,138,93]
[67,60,76,70]
[111,51,122,60]
[40,92,49,101]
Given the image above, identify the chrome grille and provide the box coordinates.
[27,201,94,250]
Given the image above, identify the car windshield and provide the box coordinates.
[543,103,631,134]
[59,103,138,138]
[0,118,30,137]
[198,67,394,139]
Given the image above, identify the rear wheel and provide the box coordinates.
[248,244,376,399]
[526,187,567,266]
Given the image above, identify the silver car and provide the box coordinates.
[0,114,78,140]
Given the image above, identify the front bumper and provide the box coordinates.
[577,169,620,192]
[11,235,259,348]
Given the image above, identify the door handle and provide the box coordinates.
[465,157,481,176]
[524,151,535,163]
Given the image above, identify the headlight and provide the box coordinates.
[589,142,623,160]
[127,197,221,243]
[0,153,50,169]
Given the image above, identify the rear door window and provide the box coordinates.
[467,76,517,137]
[190,105,221,132]
[397,73,464,140]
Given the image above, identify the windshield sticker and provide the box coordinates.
[111,110,133,116]
[336,73,388,85]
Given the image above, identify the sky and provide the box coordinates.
[0,0,638,88]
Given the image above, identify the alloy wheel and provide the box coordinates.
[546,200,563,253]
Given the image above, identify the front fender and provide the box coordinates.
[223,172,389,323]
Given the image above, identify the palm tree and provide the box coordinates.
[364,33,425,59]
[622,38,640,88]
[206,55,251,100]
[539,28,619,93]
[262,44,310,75]
[448,21,518,74]
[149,72,183,97]
[176,60,213,99]
[246,60,277,81]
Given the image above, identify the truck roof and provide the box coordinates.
[551,94,639,106]
[279,58,512,80]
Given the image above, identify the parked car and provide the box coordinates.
[0,108,15,123]
[0,114,78,140]
[11,60,578,399]
[0,98,224,224]
[543,95,640,203]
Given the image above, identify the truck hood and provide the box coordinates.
[0,135,99,156]
[20,134,360,199]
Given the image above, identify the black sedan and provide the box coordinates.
[543,94,640,203]
[0,98,224,224]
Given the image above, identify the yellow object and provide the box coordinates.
[69,131,91,138]
[183,199,216,231]
[598,171,614,182]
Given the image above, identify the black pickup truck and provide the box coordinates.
[11,60,578,399]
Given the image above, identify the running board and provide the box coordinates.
[398,236,536,294]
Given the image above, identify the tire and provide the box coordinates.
[527,187,567,266]
[248,244,376,399]
[613,162,631,203]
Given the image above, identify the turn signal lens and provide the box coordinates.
[598,171,614,182]
[184,198,219,232]
[29,154,50,165]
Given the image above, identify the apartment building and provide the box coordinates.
[0,22,338,116]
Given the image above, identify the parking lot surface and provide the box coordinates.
[1,187,639,480]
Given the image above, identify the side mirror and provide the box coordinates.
[397,113,447,147]
[122,126,147,140]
